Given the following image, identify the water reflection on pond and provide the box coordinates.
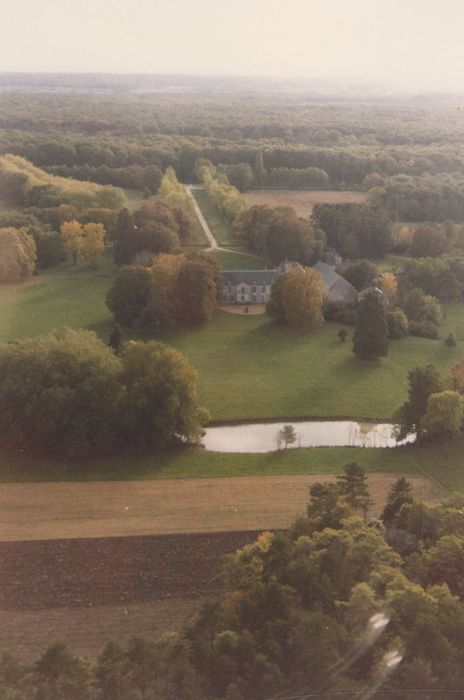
[202,421,415,453]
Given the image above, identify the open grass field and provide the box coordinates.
[0,256,116,342]
[245,189,369,217]
[191,188,239,246]
[156,312,459,422]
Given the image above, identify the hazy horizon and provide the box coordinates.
[2,0,464,91]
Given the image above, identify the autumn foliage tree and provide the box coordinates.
[107,253,221,329]
[60,219,83,264]
[0,227,37,281]
[282,266,325,329]
[267,265,325,330]
[80,222,105,267]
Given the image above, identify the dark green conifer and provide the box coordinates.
[353,290,389,360]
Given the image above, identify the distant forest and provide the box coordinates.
[2,74,464,221]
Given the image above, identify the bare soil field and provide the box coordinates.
[0,474,442,542]
[245,189,369,217]
[0,531,259,659]
[1,600,203,661]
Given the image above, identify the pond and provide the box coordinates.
[202,420,415,453]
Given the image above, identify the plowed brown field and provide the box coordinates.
[245,189,369,217]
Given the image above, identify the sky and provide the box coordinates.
[2,0,464,90]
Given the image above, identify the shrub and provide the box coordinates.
[409,320,439,339]
[387,309,409,339]
[323,300,356,325]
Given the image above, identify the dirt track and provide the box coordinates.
[0,474,442,542]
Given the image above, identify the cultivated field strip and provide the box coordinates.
[0,531,260,610]
[0,474,442,542]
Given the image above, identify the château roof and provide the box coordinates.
[222,270,279,286]
[312,260,358,302]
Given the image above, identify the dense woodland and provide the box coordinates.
[2,81,464,221]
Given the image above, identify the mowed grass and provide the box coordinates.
[0,438,462,495]
[245,189,368,218]
[206,249,265,270]
[157,313,459,422]
[191,189,239,246]
[0,256,116,342]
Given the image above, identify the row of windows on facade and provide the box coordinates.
[231,285,270,293]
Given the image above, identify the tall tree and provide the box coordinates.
[106,265,152,327]
[0,227,37,281]
[175,257,219,325]
[121,340,209,448]
[132,201,180,255]
[281,265,325,330]
[337,462,373,517]
[60,220,83,265]
[81,222,105,267]
[396,364,444,440]
[353,289,389,360]
[420,390,464,441]
[381,477,414,526]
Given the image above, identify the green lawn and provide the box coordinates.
[206,249,265,270]
[0,256,117,342]
[0,438,462,494]
[191,189,239,246]
[157,312,459,423]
